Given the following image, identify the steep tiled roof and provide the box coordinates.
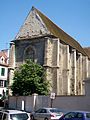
[0,50,9,65]
[34,7,88,57]
[14,7,89,58]
[83,47,90,58]
[0,51,7,59]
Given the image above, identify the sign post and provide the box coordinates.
[50,93,55,108]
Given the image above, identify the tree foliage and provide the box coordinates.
[11,60,50,96]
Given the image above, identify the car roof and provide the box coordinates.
[0,109,27,114]
[67,111,90,114]
[36,107,66,112]
[38,107,63,109]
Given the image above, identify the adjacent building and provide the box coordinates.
[0,49,9,98]
[8,7,90,95]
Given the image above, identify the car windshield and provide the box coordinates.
[10,113,28,120]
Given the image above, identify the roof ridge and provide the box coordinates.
[14,6,89,58]
[34,7,89,57]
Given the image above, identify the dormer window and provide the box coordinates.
[0,56,5,64]
[1,58,4,63]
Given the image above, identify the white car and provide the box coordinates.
[0,109,29,120]
[30,107,66,120]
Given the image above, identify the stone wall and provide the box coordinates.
[8,78,90,112]
[15,38,45,67]
[9,36,90,96]
[8,94,90,112]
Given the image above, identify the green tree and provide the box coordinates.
[11,60,50,96]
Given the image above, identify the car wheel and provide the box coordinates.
[30,115,34,120]
[44,118,48,120]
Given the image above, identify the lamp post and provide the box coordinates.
[15,94,18,109]
[50,93,55,108]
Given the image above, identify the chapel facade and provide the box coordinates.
[8,7,90,95]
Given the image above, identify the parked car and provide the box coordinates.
[0,109,29,120]
[59,111,90,120]
[30,107,66,120]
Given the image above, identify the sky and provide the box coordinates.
[0,0,90,51]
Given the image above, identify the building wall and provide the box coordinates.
[8,94,90,112]
[43,37,90,95]
[0,49,9,97]
[15,38,45,67]
[9,36,90,96]
[0,65,8,96]
[8,78,90,112]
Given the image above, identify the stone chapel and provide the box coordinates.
[8,7,90,96]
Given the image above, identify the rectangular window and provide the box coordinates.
[0,80,3,87]
[4,81,7,87]
[1,68,5,76]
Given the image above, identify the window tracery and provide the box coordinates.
[23,45,36,62]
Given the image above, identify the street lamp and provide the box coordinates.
[50,93,55,108]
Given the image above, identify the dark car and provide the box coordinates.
[59,111,90,120]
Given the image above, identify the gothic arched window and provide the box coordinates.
[24,46,36,62]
